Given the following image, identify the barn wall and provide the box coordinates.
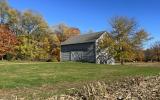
[95,33,115,64]
[61,42,96,62]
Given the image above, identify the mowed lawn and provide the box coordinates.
[0,61,160,89]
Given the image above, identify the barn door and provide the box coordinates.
[71,51,83,61]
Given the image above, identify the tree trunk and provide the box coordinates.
[120,60,124,65]
[158,56,160,62]
[120,58,124,65]
[1,56,3,61]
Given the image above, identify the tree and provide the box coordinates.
[15,10,51,60]
[144,48,154,62]
[152,41,160,62]
[0,0,22,36]
[145,41,160,62]
[134,49,145,62]
[0,0,19,26]
[0,1,80,62]
[0,0,9,24]
[52,24,80,42]
[47,33,60,61]
[50,24,80,61]
[100,16,149,65]
[0,25,18,60]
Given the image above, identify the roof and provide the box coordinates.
[61,31,106,45]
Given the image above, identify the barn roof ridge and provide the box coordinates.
[61,31,107,45]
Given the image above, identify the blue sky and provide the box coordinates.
[8,0,160,48]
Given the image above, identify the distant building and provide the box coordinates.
[61,31,115,64]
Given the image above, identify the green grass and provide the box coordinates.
[0,61,159,89]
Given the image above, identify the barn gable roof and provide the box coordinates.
[61,31,106,45]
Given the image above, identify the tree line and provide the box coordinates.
[145,41,160,62]
[0,0,80,61]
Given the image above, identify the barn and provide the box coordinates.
[60,31,115,64]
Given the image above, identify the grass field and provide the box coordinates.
[0,61,160,98]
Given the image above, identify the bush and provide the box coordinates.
[4,53,14,61]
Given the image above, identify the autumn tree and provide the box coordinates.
[152,41,160,62]
[145,41,160,62]
[100,16,149,65]
[0,0,9,24]
[47,33,60,61]
[15,10,51,60]
[0,1,80,61]
[21,10,48,36]
[144,49,153,62]
[0,25,18,60]
[51,24,80,61]
[134,49,145,62]
[52,24,80,42]
[0,0,19,28]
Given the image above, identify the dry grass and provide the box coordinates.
[52,75,160,100]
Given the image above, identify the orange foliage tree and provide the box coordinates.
[51,24,80,61]
[0,25,18,60]
[53,24,80,42]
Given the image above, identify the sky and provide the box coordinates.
[8,0,160,48]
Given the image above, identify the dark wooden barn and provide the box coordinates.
[61,31,115,64]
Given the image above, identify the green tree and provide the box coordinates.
[100,16,149,65]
